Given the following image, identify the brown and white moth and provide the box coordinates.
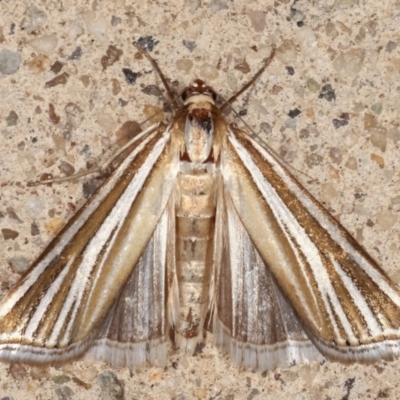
[1,42,400,372]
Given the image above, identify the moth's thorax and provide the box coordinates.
[183,100,214,165]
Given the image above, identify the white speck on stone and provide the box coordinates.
[333,48,365,80]
[69,23,84,41]
[199,63,219,80]
[87,20,108,43]
[25,195,46,219]
[28,34,58,55]
[0,49,22,74]
[297,27,318,57]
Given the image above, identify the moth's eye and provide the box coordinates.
[181,89,191,102]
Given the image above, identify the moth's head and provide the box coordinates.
[182,79,217,106]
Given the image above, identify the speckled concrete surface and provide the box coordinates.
[1,1,400,399]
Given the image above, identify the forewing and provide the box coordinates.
[87,201,174,368]
[212,184,322,370]
[221,126,400,363]
[0,125,179,364]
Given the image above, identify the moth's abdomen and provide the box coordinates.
[174,169,216,352]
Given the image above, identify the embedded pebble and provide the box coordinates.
[97,371,124,400]
[306,153,323,168]
[10,364,28,380]
[333,48,365,80]
[370,128,387,152]
[386,41,397,52]
[364,113,377,130]
[28,34,58,55]
[249,99,267,115]
[199,63,219,80]
[9,256,30,274]
[176,58,193,72]
[388,127,400,144]
[6,111,18,126]
[96,111,117,133]
[81,10,96,24]
[332,118,348,129]
[55,385,74,400]
[234,58,250,74]
[376,210,398,230]
[182,40,196,52]
[111,16,121,26]
[321,183,338,203]
[25,195,46,219]
[329,147,342,164]
[143,104,164,123]
[260,122,272,134]
[342,203,355,214]
[87,20,108,43]
[247,10,266,32]
[45,218,65,235]
[297,27,317,57]
[83,176,104,199]
[0,49,22,74]
[30,366,50,380]
[334,0,358,9]
[69,23,84,40]
[342,130,358,148]
[122,68,141,85]
[101,45,122,70]
[21,5,47,32]
[370,153,384,168]
[345,156,357,170]
[371,102,382,115]
[50,60,63,74]
[1,228,19,240]
[208,0,228,13]
[52,375,71,385]
[276,40,297,64]
[45,72,69,88]
[68,46,82,60]
[297,364,318,386]
[307,78,320,93]
[112,78,121,95]
[226,72,238,92]
[319,84,336,102]
[137,36,159,52]
[185,0,201,12]
[325,22,338,40]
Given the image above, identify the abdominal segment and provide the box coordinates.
[173,168,216,352]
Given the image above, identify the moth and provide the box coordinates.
[1,42,400,372]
